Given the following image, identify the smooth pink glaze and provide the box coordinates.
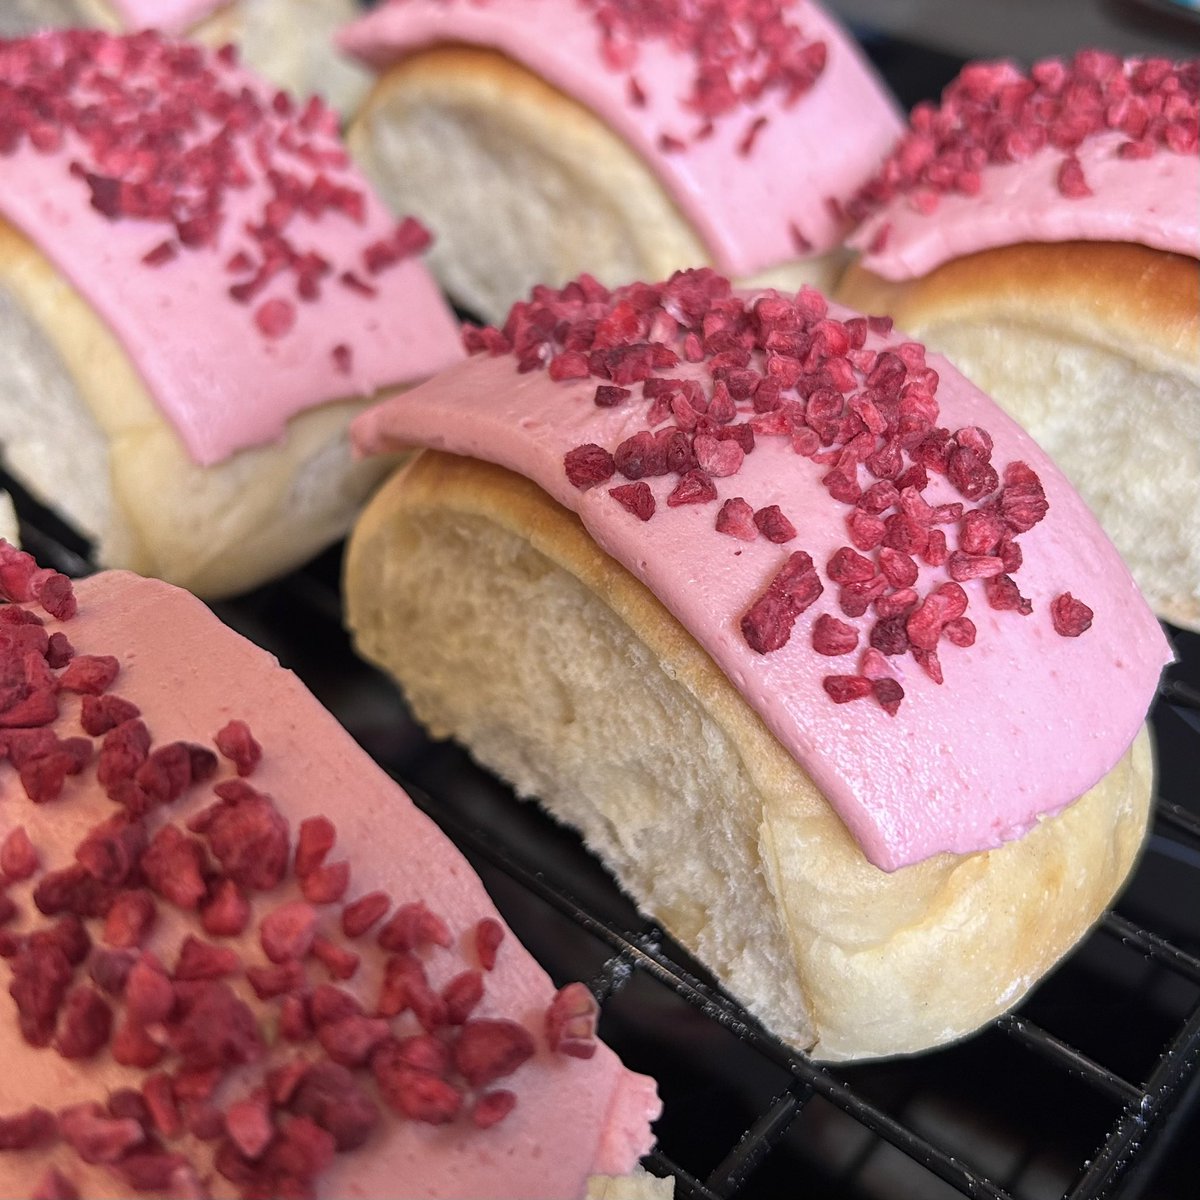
[351,299,1172,872]
[339,0,903,274]
[0,571,660,1199]
[106,0,223,32]
[851,130,1200,279]
[0,34,463,467]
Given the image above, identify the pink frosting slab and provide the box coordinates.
[0,569,660,1199]
[0,32,463,467]
[351,293,1172,872]
[851,130,1200,280]
[339,0,903,274]
[106,0,224,33]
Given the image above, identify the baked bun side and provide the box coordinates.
[0,216,394,599]
[346,46,842,325]
[838,241,1200,630]
[345,450,1155,1061]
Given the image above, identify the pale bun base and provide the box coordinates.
[346,45,841,325]
[0,216,396,599]
[345,450,1155,1061]
[837,241,1200,631]
[1,0,370,117]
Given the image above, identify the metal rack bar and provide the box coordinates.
[999,1015,1145,1108]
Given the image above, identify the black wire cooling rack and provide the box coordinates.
[12,485,1200,1200]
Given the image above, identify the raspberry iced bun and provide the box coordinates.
[339,0,903,322]
[0,548,662,1198]
[0,29,463,598]
[838,52,1200,630]
[343,271,1172,1059]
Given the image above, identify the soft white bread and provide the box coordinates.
[347,46,728,325]
[0,217,393,600]
[838,241,1200,631]
[345,450,1155,1062]
[0,492,18,546]
[0,0,371,116]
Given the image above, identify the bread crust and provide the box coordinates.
[346,45,839,324]
[0,216,394,598]
[346,449,1155,1060]
[837,242,1200,628]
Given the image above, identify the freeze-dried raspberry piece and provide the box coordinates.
[54,985,113,1059]
[475,917,505,971]
[442,970,485,1026]
[667,469,718,506]
[141,825,208,910]
[609,482,656,521]
[342,891,390,939]
[454,1019,536,1088]
[472,1090,518,1129]
[290,1061,380,1151]
[310,935,359,981]
[169,981,263,1070]
[214,719,262,777]
[200,879,251,938]
[827,547,876,583]
[0,1106,57,1150]
[295,816,336,877]
[1051,593,1094,637]
[545,982,599,1060]
[377,901,451,953]
[823,676,874,704]
[316,1014,391,1068]
[75,812,147,885]
[754,505,797,543]
[57,1104,143,1165]
[189,781,289,891]
[301,861,351,904]
[56,654,119,695]
[175,935,240,981]
[715,497,758,541]
[564,444,616,489]
[741,552,823,653]
[261,901,318,963]
[1,826,38,881]
[812,614,858,656]
[79,693,140,736]
[245,961,306,1001]
[984,573,1034,615]
[872,677,905,717]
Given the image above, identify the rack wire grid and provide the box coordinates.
[12,483,1200,1200]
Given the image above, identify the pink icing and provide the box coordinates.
[351,280,1172,872]
[105,0,224,33]
[0,569,660,1199]
[0,31,463,467]
[339,0,903,273]
[849,55,1200,280]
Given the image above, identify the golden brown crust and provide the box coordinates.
[838,241,1200,378]
[346,449,1155,1060]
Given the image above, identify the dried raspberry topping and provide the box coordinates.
[448,0,828,149]
[850,52,1200,217]
[0,30,432,350]
[467,270,1067,713]
[0,570,606,1194]
[1051,592,1094,637]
